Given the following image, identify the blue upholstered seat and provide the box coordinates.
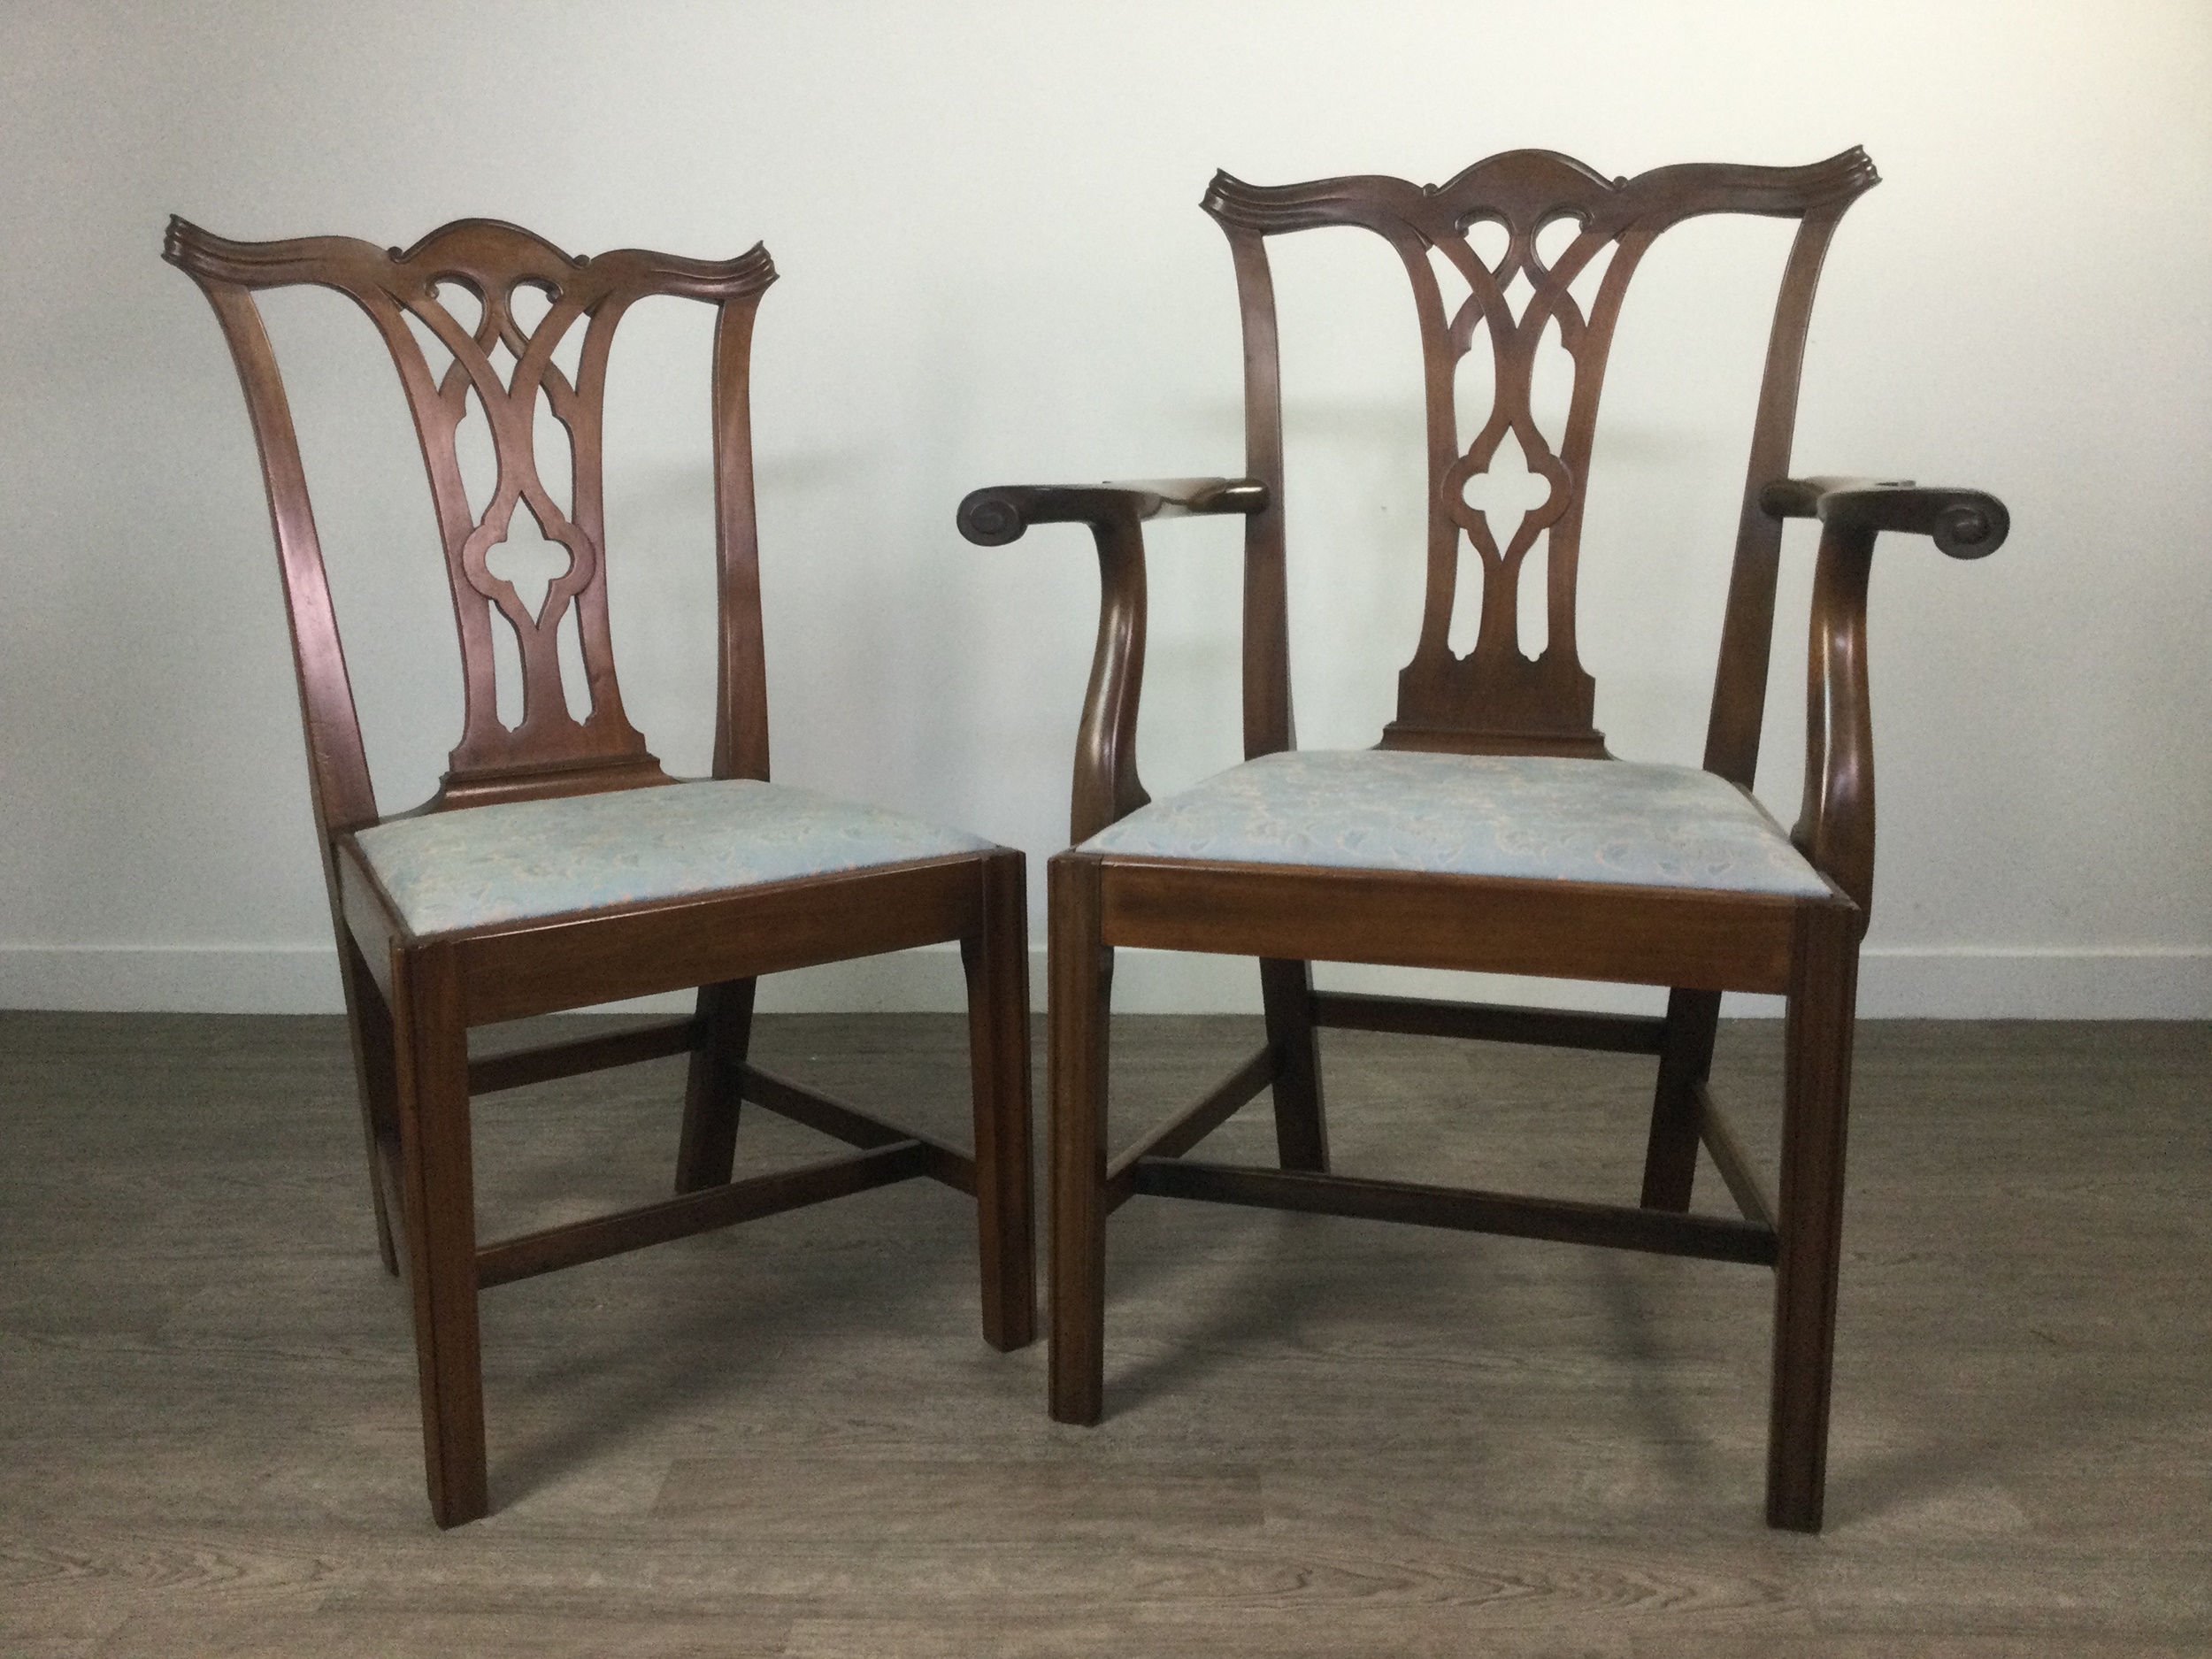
[1079,749,1830,896]
[354,779,996,936]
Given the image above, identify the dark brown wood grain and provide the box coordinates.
[424,853,991,1027]
[474,1141,935,1288]
[1098,857,1809,994]
[1310,990,1668,1054]
[469,1017,699,1095]
[167,217,1036,1526]
[672,980,754,1192]
[1763,474,2009,556]
[1102,1042,1276,1208]
[1258,957,1328,1172]
[1767,902,1860,1530]
[389,941,486,1528]
[1132,1158,1779,1265]
[1795,520,1880,917]
[737,1064,974,1189]
[976,149,2008,1532]
[1695,1079,1778,1230]
[1702,213,1855,789]
[336,930,404,1274]
[961,848,1041,1350]
[1046,854,1111,1425]
[1640,988,1723,1210]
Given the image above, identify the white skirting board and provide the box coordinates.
[2,943,2208,1019]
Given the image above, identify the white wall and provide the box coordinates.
[2,0,2206,1018]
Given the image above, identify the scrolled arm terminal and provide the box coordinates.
[1761,475,2009,560]
[956,478,1268,547]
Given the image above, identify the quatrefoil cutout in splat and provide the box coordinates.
[481,510,576,626]
[1440,426,1572,549]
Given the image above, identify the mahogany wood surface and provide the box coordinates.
[472,1140,935,1289]
[466,1016,697,1094]
[1641,987,1724,1210]
[672,979,753,1193]
[1258,956,1329,1171]
[1695,1079,1778,1230]
[1312,989,1668,1054]
[967,148,2008,1532]
[1098,857,1812,994]
[1102,1042,1276,1210]
[1131,1158,1780,1266]
[961,848,1044,1350]
[738,1064,975,1190]
[1046,855,1112,1426]
[167,218,1036,1526]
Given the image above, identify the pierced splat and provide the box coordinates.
[1204,149,1878,759]
[402,255,616,783]
[164,218,778,816]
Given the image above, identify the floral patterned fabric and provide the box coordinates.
[354,779,996,936]
[1079,749,1830,895]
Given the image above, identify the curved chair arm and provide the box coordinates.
[956,478,1269,843]
[1762,475,2008,561]
[957,477,1268,547]
[1763,473,2011,918]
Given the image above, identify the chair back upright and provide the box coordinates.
[165,218,780,840]
[1205,149,1878,780]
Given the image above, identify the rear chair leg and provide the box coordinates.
[1259,957,1328,1173]
[339,933,403,1275]
[392,943,488,1528]
[961,849,1037,1351]
[675,979,757,1193]
[1767,906,1859,1532]
[1048,855,1110,1425]
[1641,987,1721,1210]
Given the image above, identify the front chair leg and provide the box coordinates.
[1640,987,1722,1210]
[1766,905,1860,1532]
[1259,957,1329,1172]
[1047,855,1111,1425]
[675,978,757,1193]
[960,849,1037,1351]
[391,943,488,1528]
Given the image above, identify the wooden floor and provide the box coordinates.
[2,1010,2205,1656]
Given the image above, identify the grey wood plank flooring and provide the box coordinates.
[1,1010,2204,1656]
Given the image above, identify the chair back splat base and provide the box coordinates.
[169,217,1034,1528]
[957,148,2006,1533]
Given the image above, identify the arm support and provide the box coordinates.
[956,478,1268,843]
[1763,475,2010,918]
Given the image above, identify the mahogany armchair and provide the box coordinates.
[959,150,2006,1531]
[166,218,1034,1527]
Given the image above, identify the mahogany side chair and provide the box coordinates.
[957,150,2007,1531]
[166,218,1034,1527]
